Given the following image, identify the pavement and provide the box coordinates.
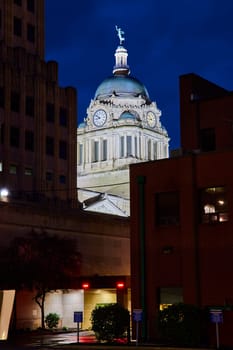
[0,331,210,350]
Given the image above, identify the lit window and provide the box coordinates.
[200,186,228,223]
[0,162,3,172]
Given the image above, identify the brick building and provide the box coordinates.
[0,0,77,205]
[130,73,233,346]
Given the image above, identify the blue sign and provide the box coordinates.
[74,311,83,323]
[210,309,223,324]
[133,309,143,322]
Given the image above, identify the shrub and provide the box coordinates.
[45,313,60,329]
[158,303,206,347]
[91,303,130,342]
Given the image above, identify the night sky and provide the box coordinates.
[45,0,233,150]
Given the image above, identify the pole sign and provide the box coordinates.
[210,309,223,324]
[74,311,83,323]
[133,309,143,322]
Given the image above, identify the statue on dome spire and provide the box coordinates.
[115,25,125,45]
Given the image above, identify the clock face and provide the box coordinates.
[146,111,156,128]
[93,109,107,127]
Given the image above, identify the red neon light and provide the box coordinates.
[116,282,125,289]
[82,283,90,289]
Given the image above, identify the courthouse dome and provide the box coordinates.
[94,75,150,100]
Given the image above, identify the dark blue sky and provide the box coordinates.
[45,0,233,150]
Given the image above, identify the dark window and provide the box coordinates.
[25,96,34,116]
[27,0,35,12]
[25,130,34,151]
[11,91,20,112]
[9,164,17,174]
[93,141,99,162]
[59,140,67,159]
[46,103,55,123]
[13,17,22,36]
[0,124,4,144]
[27,23,35,43]
[46,136,54,156]
[156,191,180,225]
[46,171,53,181]
[14,0,22,5]
[59,107,67,126]
[10,127,20,148]
[102,139,107,161]
[200,128,216,152]
[200,186,228,223]
[25,167,33,176]
[78,144,83,165]
[0,87,4,108]
[59,175,66,184]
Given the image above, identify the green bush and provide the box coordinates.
[91,303,130,342]
[158,303,206,347]
[45,313,60,329]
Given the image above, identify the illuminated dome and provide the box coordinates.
[94,75,150,101]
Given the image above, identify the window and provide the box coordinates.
[0,162,3,172]
[59,140,67,159]
[13,17,22,36]
[25,96,34,116]
[126,135,132,156]
[46,136,54,156]
[25,167,33,176]
[11,91,20,112]
[0,124,4,144]
[46,103,55,123]
[153,142,157,160]
[14,0,22,5]
[9,164,17,174]
[156,191,180,225]
[27,24,35,43]
[59,175,66,184]
[78,144,83,165]
[148,139,152,160]
[0,87,4,108]
[102,139,107,161]
[120,136,124,157]
[27,0,35,12]
[93,141,99,162]
[46,171,53,181]
[0,10,1,30]
[159,287,183,310]
[59,107,67,126]
[134,137,138,158]
[10,126,20,147]
[200,186,228,223]
[200,128,216,152]
[25,130,34,151]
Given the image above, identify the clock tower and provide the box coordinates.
[77,27,169,216]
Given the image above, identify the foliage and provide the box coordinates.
[45,313,60,329]
[91,303,130,342]
[158,303,207,347]
[0,230,81,329]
